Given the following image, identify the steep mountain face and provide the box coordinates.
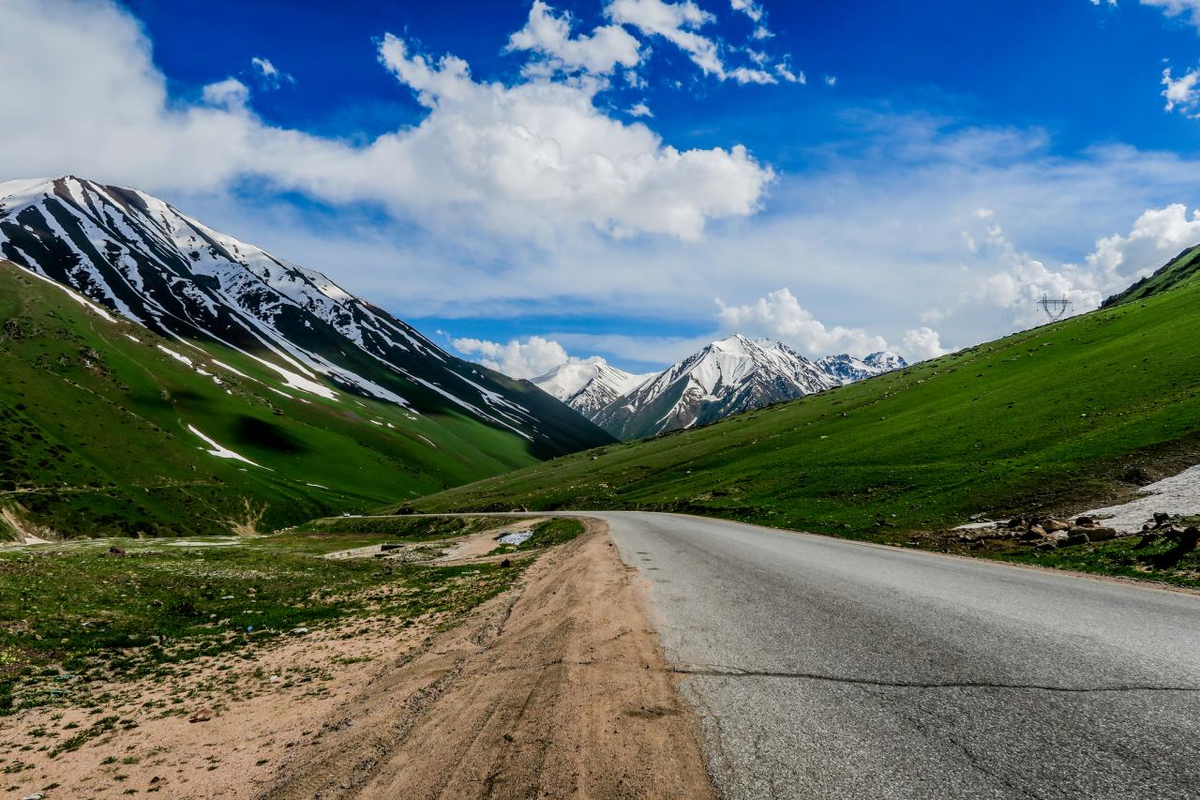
[593,335,835,440]
[817,351,908,386]
[0,176,611,460]
[531,359,651,419]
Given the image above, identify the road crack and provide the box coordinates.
[670,665,1200,693]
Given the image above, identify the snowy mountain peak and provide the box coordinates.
[816,351,908,386]
[532,358,651,418]
[592,335,835,440]
[0,176,610,456]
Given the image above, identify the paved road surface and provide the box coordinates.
[587,511,1200,799]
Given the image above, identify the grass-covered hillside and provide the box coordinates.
[0,262,574,538]
[414,261,1200,538]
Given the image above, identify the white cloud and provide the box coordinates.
[715,288,890,357]
[901,327,948,361]
[0,0,772,242]
[375,33,773,239]
[250,56,294,89]
[824,75,838,87]
[1141,0,1200,26]
[967,204,1200,325]
[603,0,790,84]
[507,1,642,76]
[628,102,654,117]
[200,78,249,109]
[774,62,806,84]
[730,0,764,23]
[1162,66,1200,116]
[452,335,579,379]
[607,0,724,76]
[1087,203,1200,281]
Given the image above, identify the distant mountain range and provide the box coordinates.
[816,351,908,386]
[533,334,906,440]
[0,176,611,537]
[530,359,652,419]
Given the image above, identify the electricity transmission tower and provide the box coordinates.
[1037,294,1072,322]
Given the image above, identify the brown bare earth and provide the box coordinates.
[3,520,713,799]
[261,519,715,800]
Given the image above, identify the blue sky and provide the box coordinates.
[5,0,1200,375]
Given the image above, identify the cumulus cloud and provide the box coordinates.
[0,0,771,242]
[452,335,579,379]
[969,204,1200,325]
[1162,66,1200,116]
[507,1,642,76]
[250,56,294,89]
[901,327,948,361]
[715,288,890,357]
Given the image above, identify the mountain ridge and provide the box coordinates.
[592,334,840,440]
[543,334,906,440]
[0,175,611,458]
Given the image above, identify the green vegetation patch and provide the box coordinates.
[991,535,1200,590]
[0,532,520,715]
[0,262,561,538]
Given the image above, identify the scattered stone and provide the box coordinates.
[1154,512,1171,527]
[151,599,163,607]
[189,708,214,723]
[108,545,126,556]
[1006,516,1026,529]
[1026,525,1047,540]
[290,627,309,636]
[380,544,404,552]
[1063,532,1091,547]
[1074,516,1095,528]
[1044,519,1070,533]
[1085,527,1118,542]
[1034,542,1057,553]
[21,793,45,800]
[1134,532,1161,550]
[500,558,512,568]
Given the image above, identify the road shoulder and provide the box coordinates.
[262,518,716,799]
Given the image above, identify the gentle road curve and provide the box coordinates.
[584,511,1200,799]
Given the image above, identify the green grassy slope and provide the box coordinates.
[0,263,557,538]
[1103,245,1200,307]
[414,269,1200,537]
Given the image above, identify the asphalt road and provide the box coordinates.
[588,511,1200,800]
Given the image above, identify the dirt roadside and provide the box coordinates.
[260,518,716,800]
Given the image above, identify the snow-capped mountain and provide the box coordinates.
[817,351,908,386]
[0,176,610,456]
[531,358,652,419]
[593,334,836,440]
